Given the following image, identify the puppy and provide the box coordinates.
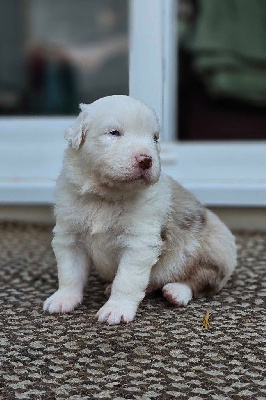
[43,95,237,324]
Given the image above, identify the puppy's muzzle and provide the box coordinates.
[136,154,153,170]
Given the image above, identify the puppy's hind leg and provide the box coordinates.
[162,210,236,306]
[180,210,237,300]
[162,260,223,307]
[162,254,234,307]
[43,235,91,313]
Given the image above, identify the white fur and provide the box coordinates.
[43,95,237,324]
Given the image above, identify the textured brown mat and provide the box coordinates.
[0,222,265,400]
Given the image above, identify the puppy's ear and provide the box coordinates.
[65,104,91,150]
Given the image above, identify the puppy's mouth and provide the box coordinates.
[96,167,160,193]
[120,172,153,185]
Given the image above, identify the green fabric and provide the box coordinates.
[188,0,266,105]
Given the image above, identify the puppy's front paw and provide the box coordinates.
[96,300,136,325]
[43,289,82,313]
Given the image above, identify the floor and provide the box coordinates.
[1,223,265,400]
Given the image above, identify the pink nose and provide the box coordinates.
[136,154,153,170]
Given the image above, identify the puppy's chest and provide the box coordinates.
[89,203,123,235]
[81,202,126,279]
[84,201,126,251]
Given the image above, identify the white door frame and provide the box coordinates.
[129,0,177,141]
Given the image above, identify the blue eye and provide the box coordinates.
[109,130,121,136]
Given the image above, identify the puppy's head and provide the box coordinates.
[65,95,161,195]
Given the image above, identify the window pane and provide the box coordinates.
[178,0,266,140]
[0,0,128,115]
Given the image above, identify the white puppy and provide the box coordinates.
[44,95,237,324]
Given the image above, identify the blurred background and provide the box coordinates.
[0,0,265,229]
[0,0,129,116]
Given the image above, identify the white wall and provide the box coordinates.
[0,205,265,231]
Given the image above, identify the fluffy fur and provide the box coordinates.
[43,95,237,324]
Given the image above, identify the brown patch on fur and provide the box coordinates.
[178,213,196,230]
[200,210,207,226]
[79,131,86,148]
[178,258,226,297]
[178,209,206,230]
[160,229,166,241]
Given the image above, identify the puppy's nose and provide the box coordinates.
[136,154,153,170]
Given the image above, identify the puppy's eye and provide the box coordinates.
[109,130,121,137]
[153,135,159,143]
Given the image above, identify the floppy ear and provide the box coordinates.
[65,104,91,150]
